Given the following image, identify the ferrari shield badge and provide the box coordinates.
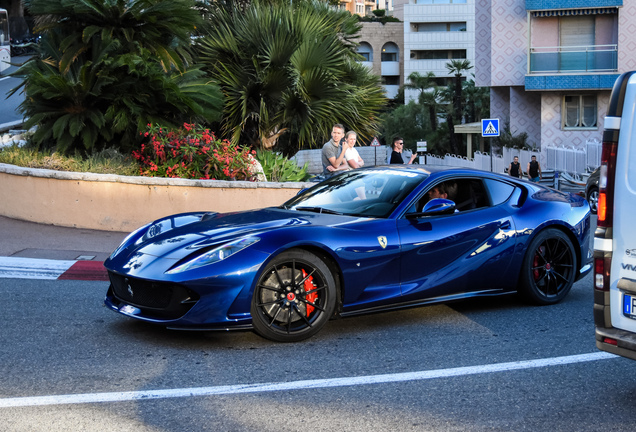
[377,236,388,249]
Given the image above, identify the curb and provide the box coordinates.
[0,257,108,281]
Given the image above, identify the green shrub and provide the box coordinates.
[255,149,309,182]
[134,123,256,180]
[0,143,138,175]
[12,0,222,156]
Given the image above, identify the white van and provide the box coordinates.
[594,71,636,360]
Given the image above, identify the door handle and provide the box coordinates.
[500,220,511,230]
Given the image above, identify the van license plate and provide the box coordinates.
[623,293,636,318]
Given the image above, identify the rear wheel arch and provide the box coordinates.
[517,226,578,304]
[529,224,583,273]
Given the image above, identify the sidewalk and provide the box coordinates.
[0,215,128,280]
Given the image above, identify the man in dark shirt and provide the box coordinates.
[509,156,522,178]
[527,155,542,182]
[389,137,417,164]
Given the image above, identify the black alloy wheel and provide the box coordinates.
[251,250,336,342]
[587,186,599,214]
[518,228,577,305]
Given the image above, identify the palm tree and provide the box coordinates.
[445,59,473,122]
[462,75,490,124]
[196,0,386,152]
[405,71,440,131]
[443,59,473,155]
[11,0,223,155]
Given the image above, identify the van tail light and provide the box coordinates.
[597,141,617,228]
[594,256,612,291]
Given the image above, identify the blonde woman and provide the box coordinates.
[344,131,365,169]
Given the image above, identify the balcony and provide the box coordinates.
[383,85,400,99]
[529,45,617,74]
[381,61,400,76]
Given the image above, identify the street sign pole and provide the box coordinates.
[481,119,500,172]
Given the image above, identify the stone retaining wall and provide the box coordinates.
[0,163,313,232]
[292,146,392,174]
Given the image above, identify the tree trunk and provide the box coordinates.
[446,113,460,155]
[429,106,437,131]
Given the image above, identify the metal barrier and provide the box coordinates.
[545,139,600,175]
[292,140,600,180]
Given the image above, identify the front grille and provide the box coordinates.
[108,272,199,319]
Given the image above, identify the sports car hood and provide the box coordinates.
[121,208,351,260]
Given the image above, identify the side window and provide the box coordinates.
[409,178,490,213]
[452,179,489,211]
[484,179,516,206]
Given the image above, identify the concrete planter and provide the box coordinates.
[0,163,313,232]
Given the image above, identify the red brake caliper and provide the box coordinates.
[302,269,317,316]
[533,246,544,280]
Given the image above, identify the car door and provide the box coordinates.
[396,177,518,301]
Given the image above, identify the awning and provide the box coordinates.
[532,8,618,17]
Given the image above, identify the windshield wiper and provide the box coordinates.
[294,206,343,215]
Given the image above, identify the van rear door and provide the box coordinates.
[595,71,636,360]
[608,74,636,335]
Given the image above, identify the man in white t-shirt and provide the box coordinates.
[344,131,364,169]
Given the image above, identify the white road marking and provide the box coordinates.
[0,257,76,279]
[0,352,617,408]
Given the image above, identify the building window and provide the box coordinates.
[410,49,466,60]
[563,95,597,129]
[413,22,467,32]
[358,42,373,62]
[381,42,399,62]
[415,0,467,4]
[382,76,400,85]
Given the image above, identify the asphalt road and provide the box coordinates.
[0,268,634,432]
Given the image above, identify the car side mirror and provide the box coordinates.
[406,198,456,218]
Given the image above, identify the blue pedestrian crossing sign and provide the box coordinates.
[481,118,500,137]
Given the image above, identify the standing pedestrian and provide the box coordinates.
[321,124,350,174]
[509,156,522,179]
[527,155,542,182]
[344,131,365,169]
[389,137,417,164]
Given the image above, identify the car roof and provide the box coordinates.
[369,164,503,178]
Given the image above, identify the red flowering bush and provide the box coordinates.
[133,123,256,180]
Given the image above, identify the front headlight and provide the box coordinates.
[166,237,260,274]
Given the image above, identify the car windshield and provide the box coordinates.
[283,169,427,218]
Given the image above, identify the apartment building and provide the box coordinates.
[475,0,636,158]
[358,23,404,99]
[357,0,475,101]
[340,0,378,16]
[393,0,476,102]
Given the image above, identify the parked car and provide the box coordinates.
[594,71,636,360]
[104,166,591,342]
[586,167,600,214]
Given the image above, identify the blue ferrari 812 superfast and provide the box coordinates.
[104,166,591,342]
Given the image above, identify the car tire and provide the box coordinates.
[518,228,577,305]
[587,186,599,214]
[251,249,336,342]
